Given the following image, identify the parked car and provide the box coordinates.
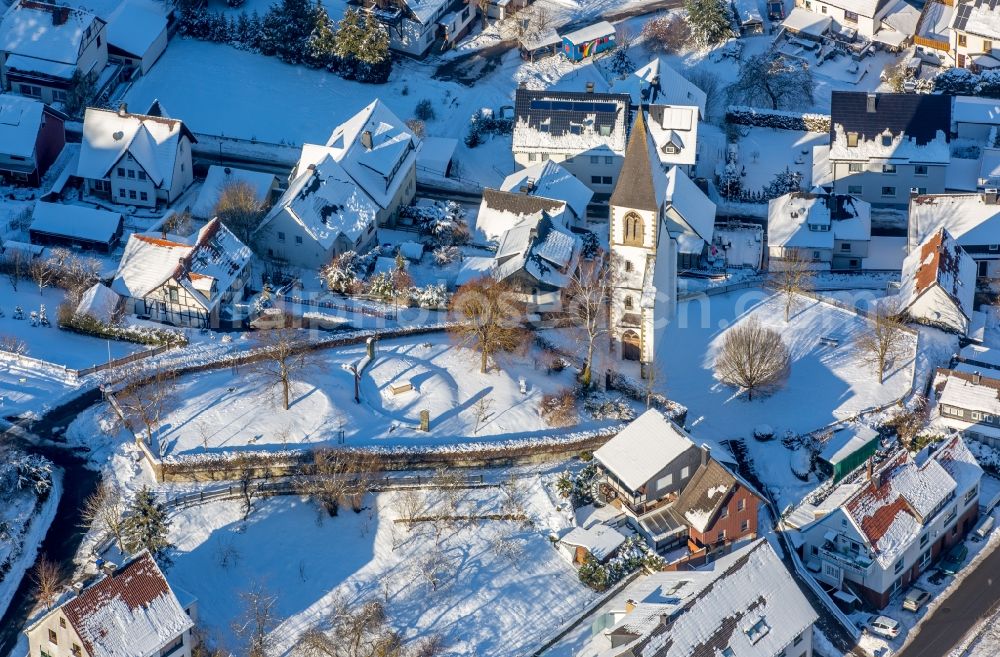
[973,515,994,541]
[868,615,901,639]
[940,544,969,575]
[902,587,930,612]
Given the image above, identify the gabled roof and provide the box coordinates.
[665,166,715,242]
[318,99,418,209]
[493,212,581,289]
[0,0,104,67]
[910,193,1000,247]
[613,58,707,118]
[477,188,566,242]
[106,0,167,58]
[671,459,741,533]
[0,94,61,159]
[500,160,593,219]
[767,192,870,249]
[559,524,628,561]
[75,283,121,323]
[256,153,379,250]
[593,409,697,492]
[77,107,195,189]
[113,218,252,311]
[59,551,193,657]
[841,439,978,567]
[512,87,631,155]
[646,105,699,167]
[610,110,667,213]
[615,540,817,657]
[829,92,952,147]
[29,201,122,244]
[898,228,976,327]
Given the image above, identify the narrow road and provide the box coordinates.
[895,541,1000,657]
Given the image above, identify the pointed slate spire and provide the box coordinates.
[610,108,665,213]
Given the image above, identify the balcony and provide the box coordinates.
[819,543,873,577]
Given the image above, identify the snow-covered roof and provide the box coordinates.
[493,213,581,289]
[513,87,630,156]
[398,241,423,261]
[939,369,1000,417]
[106,0,166,58]
[910,193,1000,248]
[768,192,870,249]
[29,201,122,244]
[258,153,379,250]
[952,0,1000,40]
[646,105,699,167]
[401,0,450,23]
[919,0,953,41]
[0,93,46,159]
[782,7,832,36]
[455,255,494,286]
[415,136,456,178]
[477,188,567,243]
[820,0,881,17]
[500,160,593,219]
[875,0,921,34]
[609,540,817,657]
[559,525,627,561]
[561,20,615,45]
[75,283,120,323]
[829,124,950,164]
[610,110,667,213]
[77,107,193,189]
[191,165,278,219]
[58,551,193,657]
[0,0,103,69]
[611,58,707,117]
[316,99,418,210]
[665,166,715,243]
[733,0,764,25]
[672,459,741,533]
[953,96,1000,126]
[842,438,979,568]
[113,218,251,311]
[820,426,880,465]
[593,409,697,492]
[519,28,561,51]
[898,228,976,327]
[2,52,77,78]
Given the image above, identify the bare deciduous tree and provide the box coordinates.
[472,394,494,434]
[449,277,527,374]
[215,180,267,245]
[253,328,312,410]
[715,318,790,400]
[161,210,195,237]
[234,453,274,521]
[767,251,814,322]
[233,582,280,657]
[641,14,691,54]
[416,541,455,592]
[298,448,353,517]
[887,396,928,449]
[727,53,815,111]
[81,480,128,553]
[297,596,435,657]
[32,556,63,610]
[29,257,55,296]
[564,254,615,388]
[540,388,576,427]
[857,304,908,384]
[3,247,27,292]
[0,334,27,355]
[394,487,425,531]
[114,365,177,449]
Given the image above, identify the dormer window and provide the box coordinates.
[664,143,678,154]
[599,125,611,137]
[847,132,859,147]
[881,134,892,147]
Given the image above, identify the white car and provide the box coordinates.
[869,615,901,639]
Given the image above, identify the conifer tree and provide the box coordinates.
[684,0,732,46]
[124,487,174,567]
[307,5,337,68]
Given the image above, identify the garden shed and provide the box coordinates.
[818,426,880,483]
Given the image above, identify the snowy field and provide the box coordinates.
[656,290,916,458]
[149,334,603,457]
[0,282,149,368]
[164,478,593,655]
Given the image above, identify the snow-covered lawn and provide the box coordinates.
[152,334,603,457]
[656,290,915,506]
[734,127,830,193]
[165,478,593,655]
[0,281,149,369]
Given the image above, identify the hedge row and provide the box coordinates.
[726,105,831,133]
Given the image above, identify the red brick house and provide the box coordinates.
[0,95,66,186]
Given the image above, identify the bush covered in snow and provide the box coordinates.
[578,536,664,591]
[58,305,188,347]
[322,250,375,294]
[432,245,460,266]
[606,371,687,424]
[465,109,514,148]
[407,283,450,309]
[0,452,53,497]
[725,106,831,132]
[556,462,599,508]
[932,67,1000,98]
[399,201,471,246]
[584,393,636,422]
[763,167,804,200]
[540,388,578,427]
[790,447,813,481]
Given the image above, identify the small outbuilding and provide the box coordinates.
[557,525,628,565]
[818,426,881,483]
[560,21,616,62]
[28,201,124,253]
[191,165,280,219]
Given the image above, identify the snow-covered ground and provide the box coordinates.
[163,476,594,655]
[655,290,916,507]
[143,334,616,457]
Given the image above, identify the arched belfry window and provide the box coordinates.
[623,212,644,246]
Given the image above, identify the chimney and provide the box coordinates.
[102,561,117,576]
[866,93,877,113]
[586,81,595,94]
[701,443,711,466]
[72,582,84,595]
[117,102,128,117]
[865,456,873,481]
[361,130,373,151]
[625,599,637,613]
[984,188,999,205]
[973,371,982,385]
[52,6,68,26]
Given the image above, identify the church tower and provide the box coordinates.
[608,109,677,372]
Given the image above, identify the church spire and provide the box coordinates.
[610,107,664,213]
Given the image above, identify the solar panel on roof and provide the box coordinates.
[529,99,620,114]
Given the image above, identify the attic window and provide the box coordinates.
[599,125,611,137]
[664,143,678,154]
[881,134,893,147]
[744,617,771,645]
[847,132,859,147]
[722,649,735,657]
